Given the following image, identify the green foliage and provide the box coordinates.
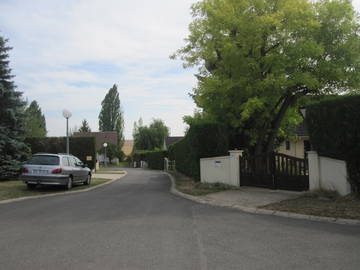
[132,150,167,170]
[99,84,124,148]
[0,36,30,179]
[133,118,169,150]
[168,122,229,180]
[78,119,91,133]
[24,137,96,169]
[99,143,123,163]
[173,0,360,154]
[306,95,360,193]
[24,100,47,137]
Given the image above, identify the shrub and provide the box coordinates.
[24,137,96,169]
[132,150,167,170]
[306,95,360,193]
[168,122,229,181]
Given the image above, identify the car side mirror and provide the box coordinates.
[76,162,83,167]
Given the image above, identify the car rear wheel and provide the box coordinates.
[83,174,91,185]
[27,183,36,190]
[66,177,72,190]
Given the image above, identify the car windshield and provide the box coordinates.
[27,155,60,165]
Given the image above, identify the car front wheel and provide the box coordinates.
[84,174,91,185]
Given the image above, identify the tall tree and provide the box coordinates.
[173,0,360,154]
[0,36,29,178]
[133,118,169,150]
[99,84,124,148]
[24,100,47,137]
[78,119,91,133]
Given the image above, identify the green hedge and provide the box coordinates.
[306,95,360,193]
[168,122,229,181]
[132,150,167,170]
[24,137,96,170]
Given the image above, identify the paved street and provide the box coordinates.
[0,169,359,270]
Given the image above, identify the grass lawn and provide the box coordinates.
[169,171,235,196]
[261,191,360,220]
[0,178,111,201]
[95,170,125,174]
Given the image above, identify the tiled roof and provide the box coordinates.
[165,136,184,147]
[295,121,309,137]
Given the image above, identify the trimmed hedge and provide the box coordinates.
[132,150,167,170]
[24,137,96,170]
[168,122,229,181]
[306,95,360,193]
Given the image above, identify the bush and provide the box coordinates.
[132,150,167,170]
[168,122,229,181]
[306,95,360,193]
[24,137,96,170]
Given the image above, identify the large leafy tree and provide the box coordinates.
[78,119,91,133]
[173,0,360,154]
[133,118,169,150]
[98,84,124,148]
[24,100,47,137]
[0,36,29,178]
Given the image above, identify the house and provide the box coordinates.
[122,140,134,156]
[277,121,311,159]
[164,136,184,150]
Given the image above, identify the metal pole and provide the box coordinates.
[104,147,107,167]
[66,117,69,154]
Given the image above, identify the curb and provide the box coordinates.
[165,172,360,226]
[0,171,127,205]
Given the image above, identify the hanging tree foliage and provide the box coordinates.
[173,0,360,154]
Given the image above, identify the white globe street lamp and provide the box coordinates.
[103,143,108,167]
[62,109,72,154]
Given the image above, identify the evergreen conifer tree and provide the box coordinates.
[78,119,91,133]
[0,36,29,178]
[24,100,47,137]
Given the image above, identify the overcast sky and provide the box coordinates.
[1,0,360,139]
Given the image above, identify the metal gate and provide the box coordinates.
[239,152,309,191]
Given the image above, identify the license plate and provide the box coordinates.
[33,170,48,174]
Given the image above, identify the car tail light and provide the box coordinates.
[51,168,62,174]
[22,167,29,173]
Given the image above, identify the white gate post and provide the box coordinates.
[229,150,243,187]
[307,151,320,191]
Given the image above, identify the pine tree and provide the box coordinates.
[0,36,29,179]
[78,119,91,133]
[24,100,47,137]
[98,84,124,148]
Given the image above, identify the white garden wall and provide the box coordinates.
[200,150,243,187]
[308,151,351,196]
[200,156,230,184]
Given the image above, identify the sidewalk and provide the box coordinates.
[166,173,360,225]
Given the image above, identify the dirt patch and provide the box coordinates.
[169,171,235,196]
[261,191,360,220]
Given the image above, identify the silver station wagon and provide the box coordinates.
[21,153,91,190]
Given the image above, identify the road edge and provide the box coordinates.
[0,171,127,205]
[165,172,360,226]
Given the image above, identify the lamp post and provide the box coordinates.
[103,143,108,167]
[62,109,72,154]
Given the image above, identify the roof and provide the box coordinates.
[165,136,184,148]
[73,131,118,150]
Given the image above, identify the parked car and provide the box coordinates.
[21,153,91,190]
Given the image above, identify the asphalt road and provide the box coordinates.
[1,169,359,270]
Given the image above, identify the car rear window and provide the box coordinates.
[27,155,60,165]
